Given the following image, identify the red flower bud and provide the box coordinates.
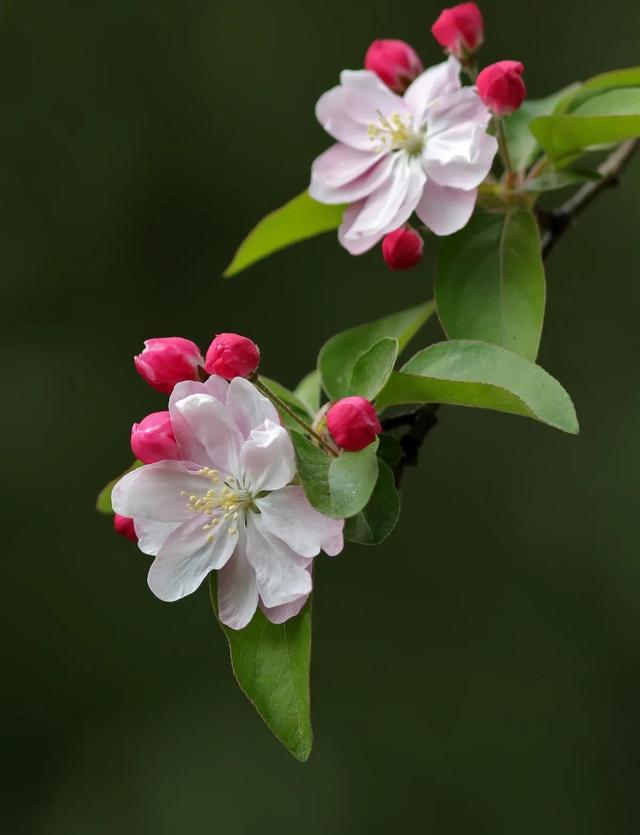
[382,226,424,270]
[327,396,382,452]
[476,61,526,116]
[364,39,423,93]
[205,333,260,380]
[431,3,484,59]
[114,513,137,542]
[131,411,179,464]
[134,337,203,394]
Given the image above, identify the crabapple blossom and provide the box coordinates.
[382,226,424,270]
[364,39,423,93]
[431,3,484,59]
[477,61,526,116]
[205,333,260,380]
[130,411,179,464]
[327,397,382,451]
[134,337,203,393]
[112,376,343,629]
[309,56,497,253]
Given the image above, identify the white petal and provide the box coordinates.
[134,518,180,556]
[339,70,409,125]
[338,201,386,255]
[112,461,209,522]
[169,377,229,464]
[404,56,461,123]
[316,86,373,150]
[217,527,259,630]
[426,86,491,136]
[239,420,295,493]
[424,126,497,189]
[415,180,477,236]
[147,515,238,602]
[225,377,279,440]
[256,486,344,558]
[245,514,313,609]
[173,393,243,475]
[310,144,393,204]
[260,591,309,625]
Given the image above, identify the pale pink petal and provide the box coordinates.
[134,518,180,556]
[225,377,279,440]
[239,420,295,493]
[338,201,386,255]
[424,125,497,189]
[404,56,461,123]
[173,393,243,475]
[310,144,394,204]
[147,514,237,602]
[339,70,409,124]
[245,514,313,609]
[169,377,229,464]
[112,461,208,522]
[426,86,491,135]
[217,527,259,630]
[316,86,374,150]
[415,180,477,236]
[256,486,344,558]
[260,592,309,625]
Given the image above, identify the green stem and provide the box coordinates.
[254,377,338,457]
[495,117,516,187]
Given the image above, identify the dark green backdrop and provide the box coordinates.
[2,1,639,832]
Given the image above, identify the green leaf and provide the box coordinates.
[291,433,379,518]
[349,337,398,400]
[554,67,640,114]
[376,340,579,435]
[293,370,322,416]
[258,376,313,430]
[224,191,345,277]
[520,168,600,193]
[209,576,313,762]
[505,85,579,170]
[96,460,142,514]
[345,460,401,545]
[435,210,546,361]
[531,88,640,162]
[376,433,403,469]
[319,301,435,401]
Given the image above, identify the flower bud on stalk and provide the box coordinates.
[205,333,260,380]
[327,396,382,452]
[134,337,203,393]
[382,226,424,270]
[476,61,526,116]
[431,3,484,61]
[114,513,137,542]
[131,411,179,464]
[364,39,424,93]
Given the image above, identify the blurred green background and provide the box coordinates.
[2,0,639,832]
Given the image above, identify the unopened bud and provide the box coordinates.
[327,396,382,452]
[382,226,424,270]
[364,39,423,93]
[477,60,526,116]
[205,333,260,380]
[431,3,484,60]
[131,411,179,464]
[114,513,137,542]
[134,337,203,393]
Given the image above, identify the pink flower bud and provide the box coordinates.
[476,61,526,116]
[205,333,260,380]
[431,3,484,59]
[382,226,424,270]
[134,337,203,394]
[130,410,179,464]
[114,513,137,542]
[364,39,423,93]
[327,396,382,452]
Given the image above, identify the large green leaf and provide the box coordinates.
[291,433,379,518]
[209,576,313,762]
[376,340,579,435]
[531,88,640,161]
[350,337,398,400]
[96,460,142,514]
[435,210,546,361]
[224,191,345,277]
[344,460,401,545]
[505,85,579,170]
[554,67,640,114]
[319,301,435,401]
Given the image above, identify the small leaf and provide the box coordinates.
[96,460,142,514]
[554,67,640,114]
[505,85,580,170]
[291,433,379,518]
[376,433,403,469]
[319,301,435,401]
[531,88,640,162]
[435,210,546,361]
[376,340,579,435]
[350,337,398,400]
[345,460,401,545]
[520,168,600,193]
[293,370,322,416]
[209,576,313,762]
[224,191,345,277]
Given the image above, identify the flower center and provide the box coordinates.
[181,467,253,540]
[367,111,425,156]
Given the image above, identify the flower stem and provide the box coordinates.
[253,377,338,457]
[495,117,516,188]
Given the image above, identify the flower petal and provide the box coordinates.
[225,377,279,440]
[426,86,491,136]
[415,179,477,236]
[424,124,497,189]
[217,527,259,630]
[239,420,295,493]
[256,486,344,558]
[169,377,229,464]
[260,591,309,625]
[245,514,313,608]
[316,86,373,150]
[310,144,393,205]
[339,70,409,125]
[404,56,461,123]
[172,393,243,475]
[134,518,181,556]
[112,460,208,522]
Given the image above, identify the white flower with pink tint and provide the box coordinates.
[112,376,344,629]
[309,56,497,254]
